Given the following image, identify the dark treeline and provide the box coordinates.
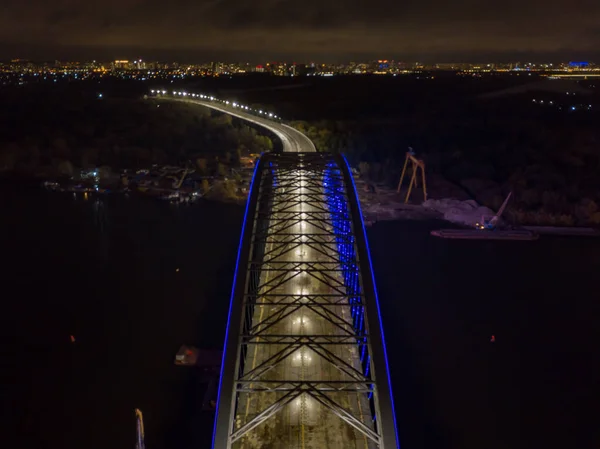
[3,74,600,225]
[0,83,274,179]
[195,73,600,226]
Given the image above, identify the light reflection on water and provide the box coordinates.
[4,186,244,449]
[3,185,599,449]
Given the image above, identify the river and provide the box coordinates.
[3,185,599,449]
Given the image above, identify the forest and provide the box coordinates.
[197,73,600,226]
[289,104,600,225]
[0,84,274,180]
[2,74,600,225]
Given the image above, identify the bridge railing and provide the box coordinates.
[212,152,399,449]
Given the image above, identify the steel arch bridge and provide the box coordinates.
[212,152,399,449]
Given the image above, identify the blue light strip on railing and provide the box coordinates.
[340,154,400,448]
[323,161,371,376]
[211,155,262,449]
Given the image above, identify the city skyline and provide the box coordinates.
[4,58,600,86]
[2,58,598,68]
[1,0,599,62]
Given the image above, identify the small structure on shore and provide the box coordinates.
[174,345,198,366]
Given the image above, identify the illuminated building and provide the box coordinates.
[113,60,130,69]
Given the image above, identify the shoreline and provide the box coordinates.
[4,172,599,235]
[1,169,249,205]
[353,175,600,236]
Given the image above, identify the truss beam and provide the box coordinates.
[212,153,399,449]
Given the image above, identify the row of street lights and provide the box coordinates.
[149,89,281,120]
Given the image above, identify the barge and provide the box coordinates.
[521,226,600,237]
[431,229,539,240]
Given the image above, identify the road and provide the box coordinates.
[232,162,375,449]
[170,95,373,448]
[173,98,316,153]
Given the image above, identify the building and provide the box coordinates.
[112,60,130,70]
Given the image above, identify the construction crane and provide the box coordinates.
[135,409,145,449]
[397,148,427,203]
[476,192,512,230]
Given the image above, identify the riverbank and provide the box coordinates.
[2,164,252,205]
[354,173,600,236]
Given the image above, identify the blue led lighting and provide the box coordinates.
[211,154,263,449]
[340,154,401,448]
[324,161,368,372]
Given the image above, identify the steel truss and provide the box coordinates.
[214,153,398,449]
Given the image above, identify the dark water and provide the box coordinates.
[369,221,600,449]
[3,186,241,449]
[3,186,600,449]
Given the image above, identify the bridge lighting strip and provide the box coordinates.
[341,154,401,448]
[211,154,263,449]
[323,163,370,373]
[150,89,280,120]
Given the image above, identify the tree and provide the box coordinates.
[213,114,232,126]
[0,143,19,171]
[52,138,70,159]
[81,148,99,168]
[258,136,273,152]
[358,162,370,179]
[217,163,227,177]
[223,180,238,198]
[57,160,74,177]
[98,166,113,180]
[196,158,208,175]
[233,147,243,166]
[202,179,210,194]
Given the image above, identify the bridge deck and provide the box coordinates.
[213,152,398,449]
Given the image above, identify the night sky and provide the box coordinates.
[1,0,599,61]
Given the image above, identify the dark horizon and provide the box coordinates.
[1,44,599,65]
[2,0,600,64]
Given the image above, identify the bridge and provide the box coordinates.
[153,91,399,449]
[153,90,315,153]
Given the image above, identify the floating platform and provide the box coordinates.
[174,346,221,411]
[521,226,600,237]
[431,229,539,240]
[174,345,198,366]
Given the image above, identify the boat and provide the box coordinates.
[174,345,198,366]
[42,181,60,190]
[159,192,180,201]
[431,229,539,240]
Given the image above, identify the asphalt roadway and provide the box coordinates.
[173,98,316,153]
[235,165,374,449]
[173,97,372,448]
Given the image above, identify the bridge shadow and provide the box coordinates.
[368,219,461,449]
[160,261,238,449]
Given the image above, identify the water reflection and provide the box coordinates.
[90,196,109,259]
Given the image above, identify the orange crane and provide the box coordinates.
[397,150,427,203]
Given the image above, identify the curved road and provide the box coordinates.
[167,95,375,448]
[171,98,316,153]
